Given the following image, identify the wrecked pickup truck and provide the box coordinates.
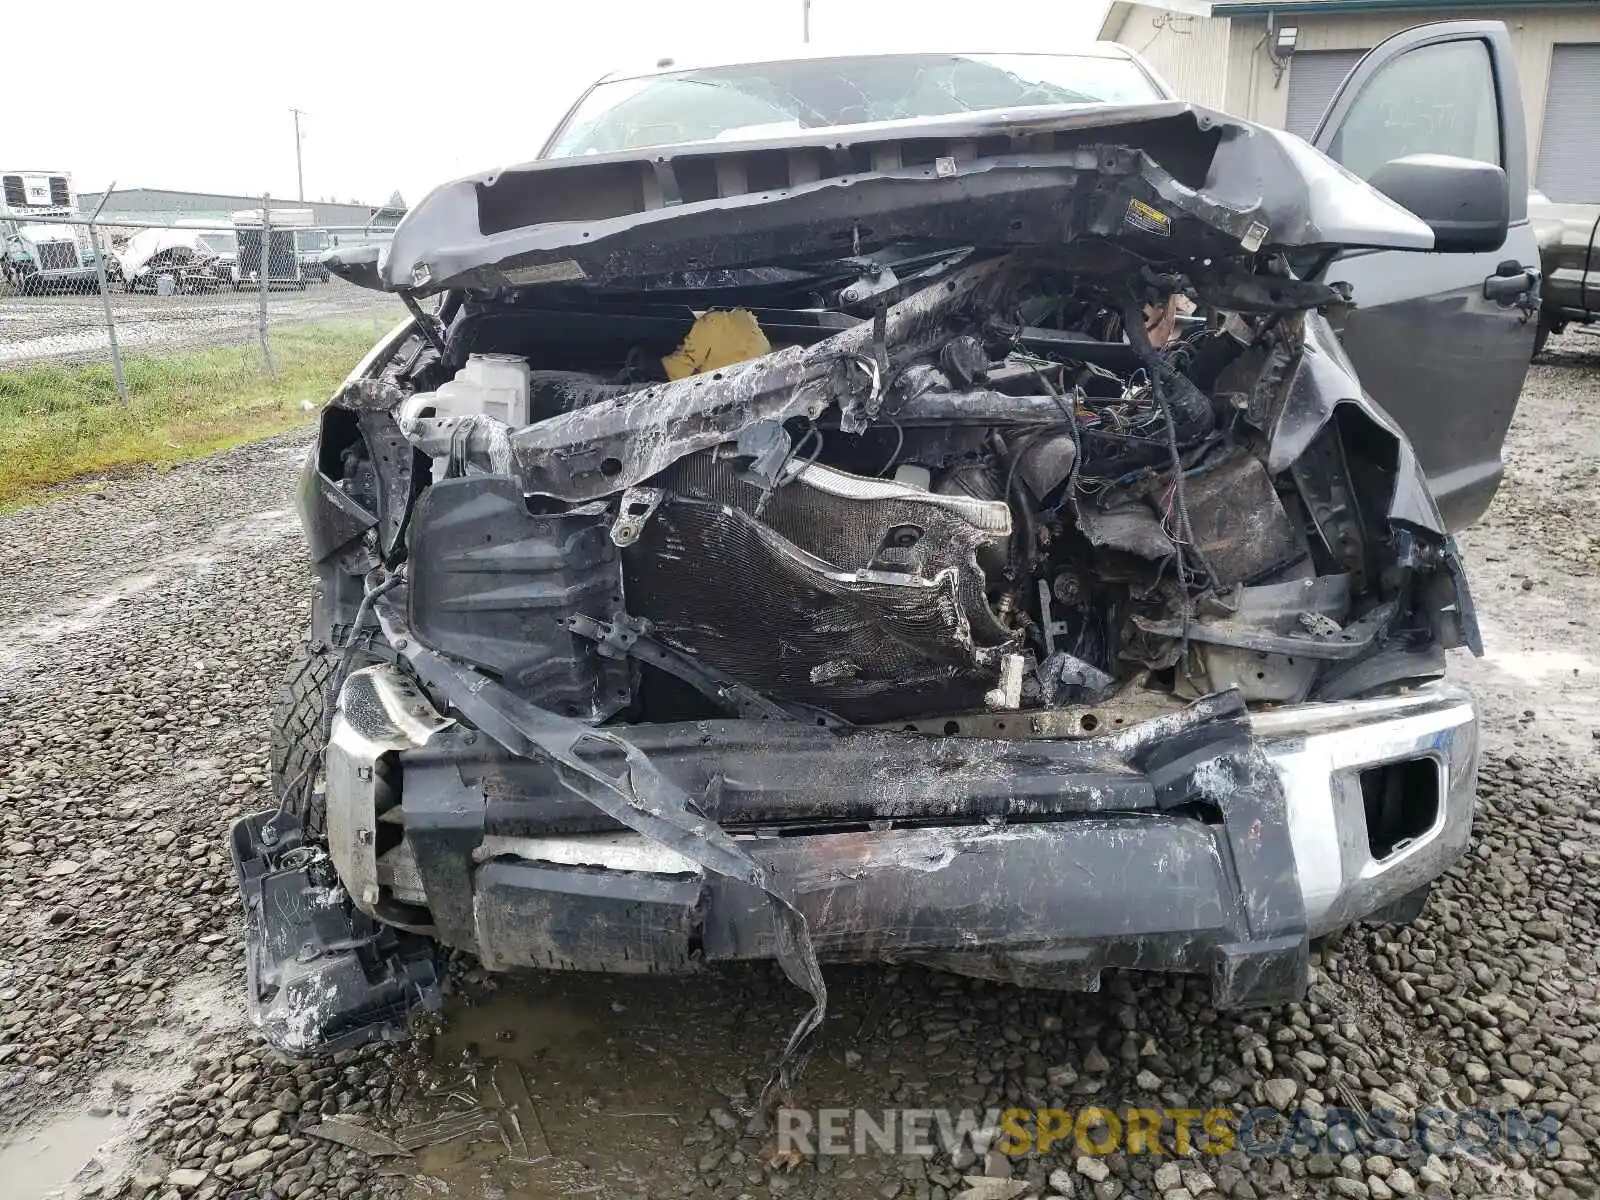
[233,28,1538,1095]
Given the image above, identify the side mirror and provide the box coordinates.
[324,243,384,290]
[1367,153,1509,253]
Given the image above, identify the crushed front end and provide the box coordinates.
[234,105,1484,1088]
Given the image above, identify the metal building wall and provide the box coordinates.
[1105,3,1234,108]
[74,189,384,228]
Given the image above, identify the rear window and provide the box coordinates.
[546,53,1163,158]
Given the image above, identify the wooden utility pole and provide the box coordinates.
[290,108,306,201]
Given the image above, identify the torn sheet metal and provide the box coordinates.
[494,1060,552,1162]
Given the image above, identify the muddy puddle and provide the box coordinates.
[0,976,244,1200]
[392,974,760,1198]
[385,966,907,1199]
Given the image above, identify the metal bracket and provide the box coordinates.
[839,262,900,306]
[566,611,838,725]
[610,486,664,547]
[1037,579,1074,657]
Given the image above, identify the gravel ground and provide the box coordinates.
[0,285,397,367]
[1,334,1599,1200]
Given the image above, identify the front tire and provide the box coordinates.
[269,645,338,837]
[1534,314,1558,357]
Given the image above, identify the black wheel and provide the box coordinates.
[17,272,37,296]
[1533,314,1556,358]
[269,645,338,837]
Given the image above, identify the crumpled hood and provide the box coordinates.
[118,228,219,278]
[329,100,1432,296]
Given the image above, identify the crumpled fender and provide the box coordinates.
[1267,313,1447,535]
[1265,314,1480,656]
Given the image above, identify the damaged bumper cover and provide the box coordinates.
[234,651,1476,1056]
[229,812,443,1055]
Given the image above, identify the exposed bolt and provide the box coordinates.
[393,638,408,650]
[461,731,477,745]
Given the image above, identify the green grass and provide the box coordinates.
[0,320,385,510]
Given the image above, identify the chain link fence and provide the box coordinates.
[1,190,399,395]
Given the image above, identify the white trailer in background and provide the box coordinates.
[231,206,314,289]
[0,169,100,292]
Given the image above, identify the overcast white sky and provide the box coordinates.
[8,0,1107,208]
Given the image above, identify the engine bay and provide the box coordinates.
[316,245,1473,730]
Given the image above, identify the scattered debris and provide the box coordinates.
[302,1118,413,1158]
[955,1178,1030,1200]
[493,1060,552,1163]
[396,1108,504,1151]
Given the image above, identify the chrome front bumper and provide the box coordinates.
[1252,683,1478,937]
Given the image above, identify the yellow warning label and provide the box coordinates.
[1125,198,1172,237]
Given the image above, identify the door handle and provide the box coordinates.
[1483,262,1537,307]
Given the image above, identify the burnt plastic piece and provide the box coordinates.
[230,810,441,1055]
[406,474,631,720]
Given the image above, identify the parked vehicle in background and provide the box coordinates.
[1530,189,1600,353]
[118,226,238,293]
[231,206,311,289]
[2,224,101,293]
[1,168,99,293]
[236,26,1533,1088]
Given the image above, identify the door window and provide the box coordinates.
[1324,39,1501,181]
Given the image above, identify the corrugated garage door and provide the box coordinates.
[1536,44,1600,203]
[1285,50,1367,140]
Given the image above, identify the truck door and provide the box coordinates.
[1310,20,1537,531]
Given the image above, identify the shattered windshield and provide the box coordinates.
[545,53,1163,158]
